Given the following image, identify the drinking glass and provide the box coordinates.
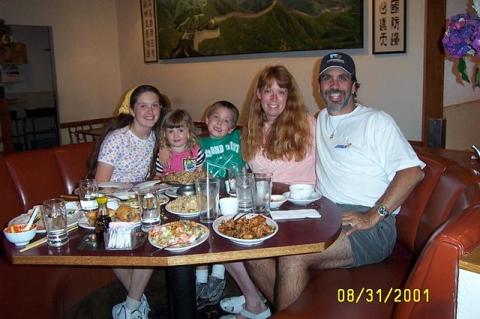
[225,165,240,196]
[195,178,220,223]
[235,173,254,213]
[78,179,98,212]
[43,198,68,247]
[253,172,272,215]
[137,189,160,231]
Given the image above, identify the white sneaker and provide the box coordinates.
[139,294,151,318]
[112,301,145,319]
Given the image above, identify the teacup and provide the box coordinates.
[289,184,314,200]
[219,197,239,216]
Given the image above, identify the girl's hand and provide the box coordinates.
[158,147,171,168]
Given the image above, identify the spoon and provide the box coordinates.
[24,206,40,231]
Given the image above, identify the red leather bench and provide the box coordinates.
[0,142,115,318]
[272,148,480,319]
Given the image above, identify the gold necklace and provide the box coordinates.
[328,116,346,139]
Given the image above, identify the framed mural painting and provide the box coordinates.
[140,0,158,63]
[154,0,364,59]
[372,0,406,54]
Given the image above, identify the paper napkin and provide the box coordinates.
[270,209,321,220]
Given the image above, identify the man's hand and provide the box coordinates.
[341,209,382,236]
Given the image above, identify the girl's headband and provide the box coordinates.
[116,86,138,115]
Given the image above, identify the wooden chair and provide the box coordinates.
[60,117,112,144]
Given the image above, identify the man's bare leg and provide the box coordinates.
[245,258,276,302]
[276,231,353,310]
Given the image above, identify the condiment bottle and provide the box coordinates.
[95,195,111,242]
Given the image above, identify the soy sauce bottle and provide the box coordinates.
[95,195,111,243]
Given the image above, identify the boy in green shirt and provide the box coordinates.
[196,100,244,308]
[199,100,244,178]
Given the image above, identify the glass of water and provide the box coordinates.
[253,172,272,215]
[235,173,254,213]
[137,189,160,231]
[43,198,69,247]
[78,179,98,212]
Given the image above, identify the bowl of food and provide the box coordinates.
[213,214,278,246]
[4,224,37,247]
[270,194,287,209]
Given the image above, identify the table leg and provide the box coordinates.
[167,265,196,319]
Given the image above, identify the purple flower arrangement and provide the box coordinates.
[443,10,480,86]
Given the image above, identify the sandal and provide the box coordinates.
[220,295,268,314]
[220,295,246,314]
[239,308,271,319]
[219,308,271,319]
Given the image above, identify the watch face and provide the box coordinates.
[377,205,389,217]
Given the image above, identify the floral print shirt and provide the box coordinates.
[98,126,156,182]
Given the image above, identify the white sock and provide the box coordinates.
[125,296,141,311]
[196,265,208,283]
[211,264,225,280]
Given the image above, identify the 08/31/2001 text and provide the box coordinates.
[337,288,430,303]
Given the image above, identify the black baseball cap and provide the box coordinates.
[319,52,356,82]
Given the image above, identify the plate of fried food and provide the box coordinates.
[163,171,206,186]
[78,202,141,229]
[213,214,278,246]
[165,195,203,218]
[148,220,209,252]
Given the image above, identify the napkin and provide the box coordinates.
[270,209,321,220]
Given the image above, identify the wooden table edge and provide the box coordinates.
[9,241,335,267]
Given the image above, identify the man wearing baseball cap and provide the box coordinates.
[251,52,426,309]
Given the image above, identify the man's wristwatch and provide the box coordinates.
[376,204,391,217]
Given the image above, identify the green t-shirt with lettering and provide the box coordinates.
[199,129,245,178]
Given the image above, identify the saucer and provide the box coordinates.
[282,191,322,206]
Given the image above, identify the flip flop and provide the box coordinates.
[239,308,271,319]
[219,308,271,319]
[220,295,246,314]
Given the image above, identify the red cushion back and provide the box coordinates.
[54,142,95,194]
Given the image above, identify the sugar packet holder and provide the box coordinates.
[104,222,144,250]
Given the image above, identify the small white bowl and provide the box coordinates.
[289,184,314,200]
[4,224,37,247]
[270,194,287,209]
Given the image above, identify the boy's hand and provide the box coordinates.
[158,147,171,168]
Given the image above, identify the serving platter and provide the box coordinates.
[213,214,278,246]
[148,221,209,252]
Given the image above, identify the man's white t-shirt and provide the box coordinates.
[315,104,425,209]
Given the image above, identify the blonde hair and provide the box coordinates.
[158,109,198,151]
[241,65,312,162]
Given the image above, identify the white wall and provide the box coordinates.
[116,0,426,141]
[0,0,122,123]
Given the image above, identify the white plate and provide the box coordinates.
[165,202,202,218]
[270,195,287,209]
[133,180,164,191]
[165,187,179,198]
[148,221,209,252]
[213,214,278,246]
[9,203,80,234]
[98,181,133,190]
[283,191,322,206]
[110,191,137,201]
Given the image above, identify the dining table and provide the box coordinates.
[3,183,342,319]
